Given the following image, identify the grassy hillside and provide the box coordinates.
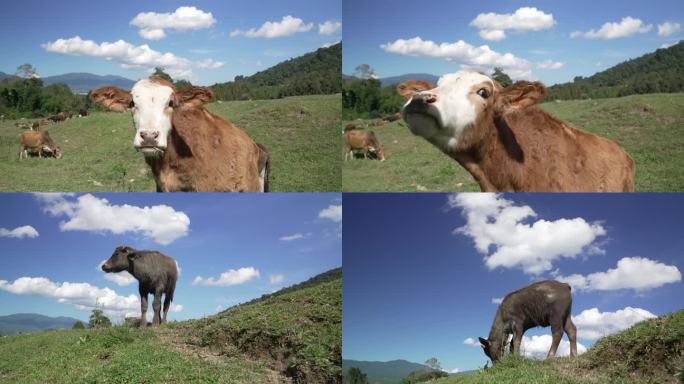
[342,93,684,192]
[0,94,341,192]
[0,271,342,384]
[432,309,684,384]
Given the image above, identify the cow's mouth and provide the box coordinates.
[137,146,165,157]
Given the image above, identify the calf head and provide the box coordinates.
[45,144,62,159]
[101,245,138,273]
[398,71,545,153]
[478,336,504,363]
[90,77,214,159]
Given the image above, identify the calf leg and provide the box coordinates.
[152,291,162,326]
[565,316,578,357]
[546,323,564,359]
[162,293,172,323]
[139,288,148,328]
[512,331,523,355]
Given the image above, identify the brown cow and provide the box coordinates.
[90,77,270,192]
[18,131,62,159]
[344,130,386,161]
[48,112,69,123]
[399,71,635,192]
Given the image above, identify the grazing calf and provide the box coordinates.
[399,71,635,191]
[102,246,178,327]
[18,131,62,159]
[479,280,577,363]
[91,77,270,192]
[344,130,386,161]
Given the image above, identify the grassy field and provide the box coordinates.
[342,93,684,192]
[429,309,684,384]
[0,271,342,384]
[0,94,341,192]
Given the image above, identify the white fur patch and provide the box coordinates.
[130,79,175,151]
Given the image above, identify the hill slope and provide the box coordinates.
[0,269,342,384]
[41,73,135,94]
[379,73,439,87]
[211,43,341,100]
[342,359,436,384]
[0,313,84,335]
[546,40,684,100]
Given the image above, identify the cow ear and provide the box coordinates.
[127,251,139,261]
[478,337,490,348]
[175,87,214,108]
[397,80,435,99]
[497,81,546,112]
[90,87,132,112]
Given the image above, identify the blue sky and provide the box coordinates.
[343,193,684,372]
[343,0,683,84]
[0,193,341,323]
[0,0,341,85]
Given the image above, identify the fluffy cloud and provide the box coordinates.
[319,204,342,222]
[658,22,681,37]
[319,21,342,36]
[470,7,555,41]
[572,307,656,340]
[230,15,313,38]
[269,274,285,284]
[570,17,652,39]
[521,334,587,359]
[555,257,681,292]
[449,193,606,275]
[0,276,139,315]
[42,36,223,80]
[463,337,479,346]
[381,37,534,79]
[491,297,503,305]
[193,267,260,286]
[536,59,565,69]
[130,6,216,40]
[170,304,183,312]
[280,233,305,241]
[321,41,341,48]
[0,225,39,239]
[35,193,189,245]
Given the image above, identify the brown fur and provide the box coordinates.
[18,130,61,159]
[399,78,635,192]
[344,130,385,161]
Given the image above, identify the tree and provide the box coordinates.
[424,357,441,371]
[491,67,512,88]
[354,64,376,80]
[72,321,85,329]
[344,367,368,384]
[152,67,173,83]
[88,308,112,328]
[16,63,37,79]
[174,79,192,91]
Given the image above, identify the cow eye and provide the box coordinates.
[477,88,489,98]
[168,100,174,108]
[128,100,135,108]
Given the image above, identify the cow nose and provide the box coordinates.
[411,93,437,104]
[139,131,160,146]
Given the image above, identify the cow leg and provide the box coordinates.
[565,316,578,357]
[546,323,564,359]
[152,291,162,326]
[162,293,172,323]
[139,288,148,328]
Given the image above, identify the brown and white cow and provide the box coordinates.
[18,130,62,159]
[90,77,270,192]
[399,71,635,192]
[344,130,386,161]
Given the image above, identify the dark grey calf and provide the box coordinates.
[479,280,577,363]
[102,246,178,327]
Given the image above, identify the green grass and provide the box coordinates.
[432,309,684,384]
[0,94,341,192]
[0,274,342,384]
[342,93,684,192]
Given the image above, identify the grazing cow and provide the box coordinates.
[101,246,178,327]
[344,130,386,161]
[18,131,62,159]
[479,280,577,363]
[78,108,89,117]
[90,77,270,192]
[399,71,635,192]
[48,112,68,123]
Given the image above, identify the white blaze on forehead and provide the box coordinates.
[130,79,175,149]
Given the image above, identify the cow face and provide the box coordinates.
[101,245,137,273]
[479,337,503,363]
[90,77,214,159]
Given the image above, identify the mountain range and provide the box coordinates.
[342,359,438,384]
[0,313,84,335]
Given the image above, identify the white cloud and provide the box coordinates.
[170,303,183,312]
[195,58,225,69]
[230,15,313,38]
[280,233,305,241]
[660,42,678,49]
[463,337,479,346]
[321,40,341,48]
[556,257,681,292]
[0,225,39,239]
[319,21,342,36]
[470,7,555,41]
[0,276,139,315]
[130,6,216,40]
[491,297,503,305]
[572,307,656,340]
[269,274,285,284]
[35,193,189,245]
[570,17,652,40]
[448,368,461,374]
[536,59,564,69]
[319,204,342,222]
[381,37,533,79]
[521,334,587,359]
[42,36,197,79]
[658,22,681,37]
[193,267,260,286]
[449,193,606,275]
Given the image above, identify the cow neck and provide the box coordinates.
[488,307,507,344]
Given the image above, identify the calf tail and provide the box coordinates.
[256,143,271,192]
